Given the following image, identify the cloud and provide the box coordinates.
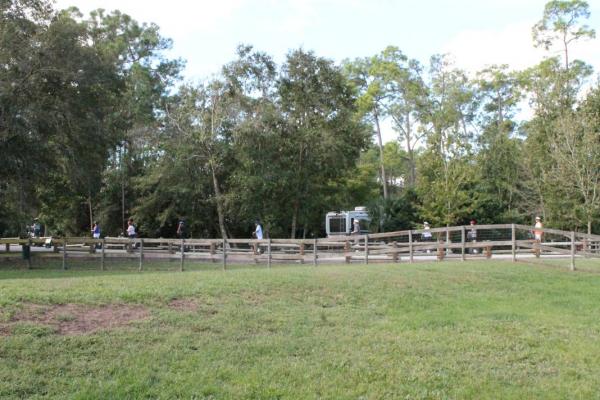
[55,0,247,36]
[442,20,600,75]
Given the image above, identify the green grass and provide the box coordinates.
[1,259,600,399]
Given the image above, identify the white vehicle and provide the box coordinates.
[325,207,370,237]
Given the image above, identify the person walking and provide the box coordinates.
[91,221,101,239]
[253,220,263,254]
[467,219,477,254]
[91,221,101,249]
[32,218,41,238]
[254,220,263,240]
[176,219,187,239]
[422,222,432,253]
[533,216,543,241]
[351,219,361,235]
[127,218,137,239]
[533,216,543,258]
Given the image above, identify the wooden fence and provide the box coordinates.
[1,224,599,271]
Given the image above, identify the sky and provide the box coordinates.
[54,0,600,141]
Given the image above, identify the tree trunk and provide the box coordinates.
[405,118,416,187]
[88,190,93,231]
[210,162,228,239]
[588,219,592,235]
[121,178,125,234]
[291,200,299,239]
[374,111,388,199]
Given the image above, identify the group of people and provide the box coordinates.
[87,217,545,242]
[420,217,544,244]
[89,218,137,239]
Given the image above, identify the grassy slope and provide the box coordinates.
[1,260,600,399]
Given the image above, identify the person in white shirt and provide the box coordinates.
[254,221,263,240]
[351,219,360,235]
[253,221,263,255]
[127,219,136,239]
[422,222,432,253]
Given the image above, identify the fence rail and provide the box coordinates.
[2,224,599,271]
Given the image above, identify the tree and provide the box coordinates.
[547,90,600,234]
[417,55,477,227]
[278,49,369,238]
[373,47,427,188]
[533,0,595,71]
[345,47,426,191]
[473,65,524,223]
[345,56,390,199]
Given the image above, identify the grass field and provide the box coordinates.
[1,259,600,399]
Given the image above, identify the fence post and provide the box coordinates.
[299,243,305,264]
[101,238,106,271]
[210,242,216,262]
[511,224,516,262]
[344,240,350,264]
[62,238,67,270]
[5,243,8,253]
[461,226,466,261]
[267,239,272,268]
[180,238,185,272]
[313,238,318,267]
[364,234,369,265]
[139,239,144,272]
[222,238,227,270]
[409,230,413,264]
[391,241,398,262]
[571,231,576,271]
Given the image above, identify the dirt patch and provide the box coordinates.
[168,298,199,312]
[0,303,150,336]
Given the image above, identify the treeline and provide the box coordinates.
[1,0,599,238]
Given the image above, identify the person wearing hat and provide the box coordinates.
[533,216,543,241]
[467,219,478,254]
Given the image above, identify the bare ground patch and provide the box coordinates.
[0,303,150,336]
[168,298,199,312]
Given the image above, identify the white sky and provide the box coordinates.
[55,0,600,142]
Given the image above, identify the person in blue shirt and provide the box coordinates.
[92,221,101,239]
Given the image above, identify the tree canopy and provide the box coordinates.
[1,0,599,237]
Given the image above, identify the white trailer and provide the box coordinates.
[325,207,370,237]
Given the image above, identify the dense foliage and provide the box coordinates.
[1,0,599,238]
